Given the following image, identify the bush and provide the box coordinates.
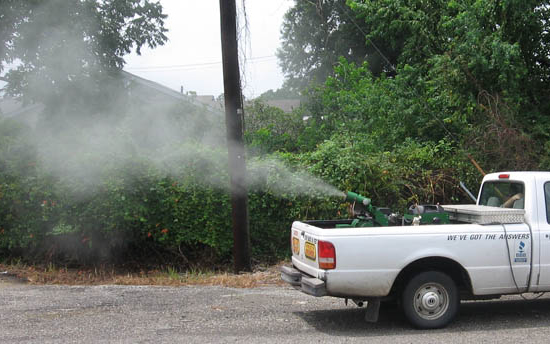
[0,118,481,267]
[301,133,480,211]
[0,119,342,265]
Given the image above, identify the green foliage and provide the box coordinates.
[0,119,344,265]
[0,116,480,266]
[244,100,308,154]
[304,59,459,148]
[301,133,479,210]
[347,0,550,169]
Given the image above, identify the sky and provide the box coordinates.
[124,0,293,99]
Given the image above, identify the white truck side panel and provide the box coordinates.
[292,222,532,297]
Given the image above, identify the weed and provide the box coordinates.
[45,262,56,273]
[166,266,180,280]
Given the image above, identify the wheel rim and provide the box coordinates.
[413,282,449,320]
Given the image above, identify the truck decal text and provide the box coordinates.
[447,233,530,241]
[304,234,318,244]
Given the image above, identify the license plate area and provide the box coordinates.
[305,241,316,261]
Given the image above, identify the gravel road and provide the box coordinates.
[2,277,550,343]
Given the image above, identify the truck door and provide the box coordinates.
[534,180,550,290]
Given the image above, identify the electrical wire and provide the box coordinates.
[126,55,277,72]
[334,1,396,73]
[501,223,545,300]
[334,1,464,147]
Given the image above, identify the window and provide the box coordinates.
[479,181,524,209]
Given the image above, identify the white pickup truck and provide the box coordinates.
[281,171,550,328]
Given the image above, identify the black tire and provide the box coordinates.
[401,271,459,329]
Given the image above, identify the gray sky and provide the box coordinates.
[124,0,292,99]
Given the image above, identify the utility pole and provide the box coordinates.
[219,0,251,272]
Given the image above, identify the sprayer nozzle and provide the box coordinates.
[344,191,371,206]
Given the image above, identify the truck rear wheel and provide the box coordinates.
[401,271,459,329]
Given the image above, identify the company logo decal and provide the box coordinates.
[514,241,527,263]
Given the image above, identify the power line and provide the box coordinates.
[336,2,484,175]
[126,55,277,72]
[335,2,396,73]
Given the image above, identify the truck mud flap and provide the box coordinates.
[281,266,327,297]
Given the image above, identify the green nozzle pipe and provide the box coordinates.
[344,191,371,206]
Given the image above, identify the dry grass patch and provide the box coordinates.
[0,261,287,288]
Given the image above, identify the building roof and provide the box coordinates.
[264,99,301,113]
[120,71,222,116]
[0,71,223,122]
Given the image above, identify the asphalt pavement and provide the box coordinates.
[2,278,550,343]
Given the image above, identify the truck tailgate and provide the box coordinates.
[290,221,322,276]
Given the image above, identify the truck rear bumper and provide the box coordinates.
[281,265,327,297]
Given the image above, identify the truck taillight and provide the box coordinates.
[318,240,336,270]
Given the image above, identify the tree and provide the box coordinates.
[348,0,550,169]
[277,0,400,90]
[0,0,167,105]
[299,0,550,170]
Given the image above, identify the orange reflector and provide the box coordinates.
[318,240,336,269]
[292,237,300,255]
[499,174,510,179]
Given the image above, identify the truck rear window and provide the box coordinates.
[479,181,524,209]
